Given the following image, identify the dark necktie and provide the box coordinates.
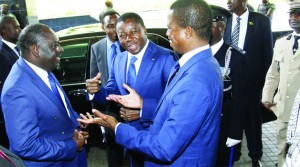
[48,72,65,108]
[14,46,20,57]
[167,62,180,85]
[231,17,241,47]
[108,44,117,72]
[293,36,300,54]
[127,56,137,88]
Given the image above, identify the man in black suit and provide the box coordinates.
[210,5,249,167]
[0,15,22,149]
[224,0,273,166]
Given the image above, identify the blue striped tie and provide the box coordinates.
[127,56,137,88]
[231,17,241,47]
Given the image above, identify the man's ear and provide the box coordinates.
[185,26,193,39]
[31,44,39,57]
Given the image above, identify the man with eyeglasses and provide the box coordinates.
[262,1,300,166]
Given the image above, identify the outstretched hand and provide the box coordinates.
[77,109,119,131]
[106,83,143,109]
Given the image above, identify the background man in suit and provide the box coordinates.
[1,23,88,166]
[262,1,300,166]
[0,15,21,149]
[210,5,249,167]
[80,0,223,166]
[86,12,177,166]
[89,8,124,167]
[224,0,273,166]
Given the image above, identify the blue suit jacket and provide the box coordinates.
[93,41,177,129]
[1,58,87,167]
[115,48,223,166]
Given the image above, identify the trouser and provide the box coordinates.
[277,119,288,167]
[244,98,263,161]
[106,127,124,167]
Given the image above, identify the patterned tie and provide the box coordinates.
[127,56,137,88]
[14,46,21,57]
[293,36,300,54]
[48,72,65,108]
[231,17,241,47]
[108,44,117,72]
[167,62,180,85]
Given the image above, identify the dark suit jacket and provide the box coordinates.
[1,58,87,167]
[94,41,177,130]
[0,40,19,98]
[214,42,249,139]
[0,40,19,148]
[224,12,273,97]
[90,38,109,84]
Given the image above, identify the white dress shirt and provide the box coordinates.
[24,59,71,117]
[231,9,249,50]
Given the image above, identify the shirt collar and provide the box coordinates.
[178,44,210,67]
[106,37,120,50]
[233,9,249,22]
[2,39,17,50]
[23,58,48,79]
[211,39,224,56]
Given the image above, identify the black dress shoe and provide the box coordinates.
[252,160,262,167]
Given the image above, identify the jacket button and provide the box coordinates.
[61,131,65,134]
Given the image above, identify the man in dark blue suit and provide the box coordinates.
[80,0,223,166]
[210,5,249,167]
[1,23,88,167]
[0,15,21,149]
[224,0,273,166]
[86,12,177,166]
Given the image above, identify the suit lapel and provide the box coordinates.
[154,49,212,116]
[1,42,19,60]
[116,52,128,95]
[244,12,254,49]
[135,41,157,93]
[18,58,76,127]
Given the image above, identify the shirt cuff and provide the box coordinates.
[88,93,95,100]
[115,122,121,134]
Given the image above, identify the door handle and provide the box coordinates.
[69,89,86,96]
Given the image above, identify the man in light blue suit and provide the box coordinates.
[1,23,88,167]
[80,0,223,166]
[86,12,178,166]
